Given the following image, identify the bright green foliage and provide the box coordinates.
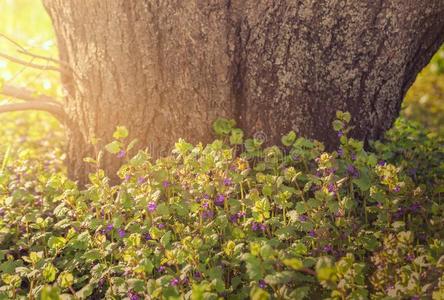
[0,113,443,299]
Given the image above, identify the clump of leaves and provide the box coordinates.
[0,112,443,300]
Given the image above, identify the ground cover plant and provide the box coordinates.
[0,112,443,300]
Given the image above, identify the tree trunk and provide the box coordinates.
[42,0,444,184]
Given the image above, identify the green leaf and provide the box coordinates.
[281,131,297,147]
[283,258,304,270]
[230,128,244,145]
[113,126,129,139]
[105,141,122,154]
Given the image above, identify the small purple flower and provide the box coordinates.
[162,180,170,188]
[347,164,359,178]
[393,185,401,193]
[137,177,146,184]
[118,228,125,238]
[411,296,420,300]
[298,214,308,222]
[128,292,140,300]
[376,202,383,209]
[229,214,240,223]
[144,233,152,241]
[308,230,316,237]
[327,183,337,194]
[323,244,333,253]
[203,194,210,199]
[117,150,126,158]
[105,224,114,233]
[252,222,266,232]
[337,148,344,157]
[157,223,165,229]
[147,202,157,212]
[337,131,343,138]
[202,210,214,220]
[194,271,202,279]
[410,202,421,213]
[124,174,131,181]
[394,207,405,219]
[214,194,225,207]
[182,277,189,286]
[406,253,415,262]
[158,265,166,273]
[170,278,180,286]
[195,197,202,203]
[378,160,386,166]
[98,277,105,288]
[223,178,232,186]
[351,152,356,161]
[258,279,267,289]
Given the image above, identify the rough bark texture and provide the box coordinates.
[42,0,444,184]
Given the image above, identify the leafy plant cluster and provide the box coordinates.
[0,112,443,300]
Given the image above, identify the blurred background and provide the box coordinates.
[0,0,443,172]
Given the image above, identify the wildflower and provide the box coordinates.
[124,174,131,181]
[147,202,157,212]
[162,180,170,188]
[351,152,356,161]
[298,214,308,222]
[323,244,333,253]
[410,202,421,213]
[223,178,232,186]
[337,148,344,157]
[229,214,240,223]
[214,194,225,207]
[347,164,359,178]
[378,160,386,166]
[258,279,267,289]
[252,222,266,232]
[337,130,343,138]
[406,253,415,262]
[118,229,125,238]
[393,185,401,193]
[128,291,140,300]
[144,233,152,241]
[117,150,126,158]
[308,230,316,237]
[170,278,180,286]
[182,277,190,286]
[157,223,165,229]
[202,210,214,220]
[105,224,114,233]
[194,271,202,279]
[394,207,405,219]
[137,177,146,184]
[158,265,166,273]
[327,183,337,193]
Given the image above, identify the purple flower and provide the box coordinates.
[337,131,343,138]
[308,230,316,237]
[170,278,180,286]
[194,271,202,279]
[118,229,125,238]
[230,214,240,223]
[378,160,386,166]
[411,296,420,300]
[128,292,140,300]
[147,202,157,212]
[223,178,232,186]
[351,152,356,161]
[158,266,166,273]
[137,177,146,184]
[162,180,170,188]
[203,194,210,199]
[406,253,415,262]
[394,207,405,219]
[347,164,359,178]
[410,202,421,213]
[124,174,131,181]
[105,224,114,233]
[157,223,165,229]
[323,244,333,253]
[337,148,344,157]
[298,214,308,222]
[144,233,152,241]
[117,150,126,158]
[214,194,225,207]
[393,185,401,193]
[202,210,214,220]
[327,183,337,193]
[252,222,266,232]
[259,279,267,289]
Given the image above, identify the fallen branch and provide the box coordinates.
[1,83,58,103]
[0,52,63,73]
[0,101,66,121]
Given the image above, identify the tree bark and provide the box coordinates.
[42,0,444,184]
